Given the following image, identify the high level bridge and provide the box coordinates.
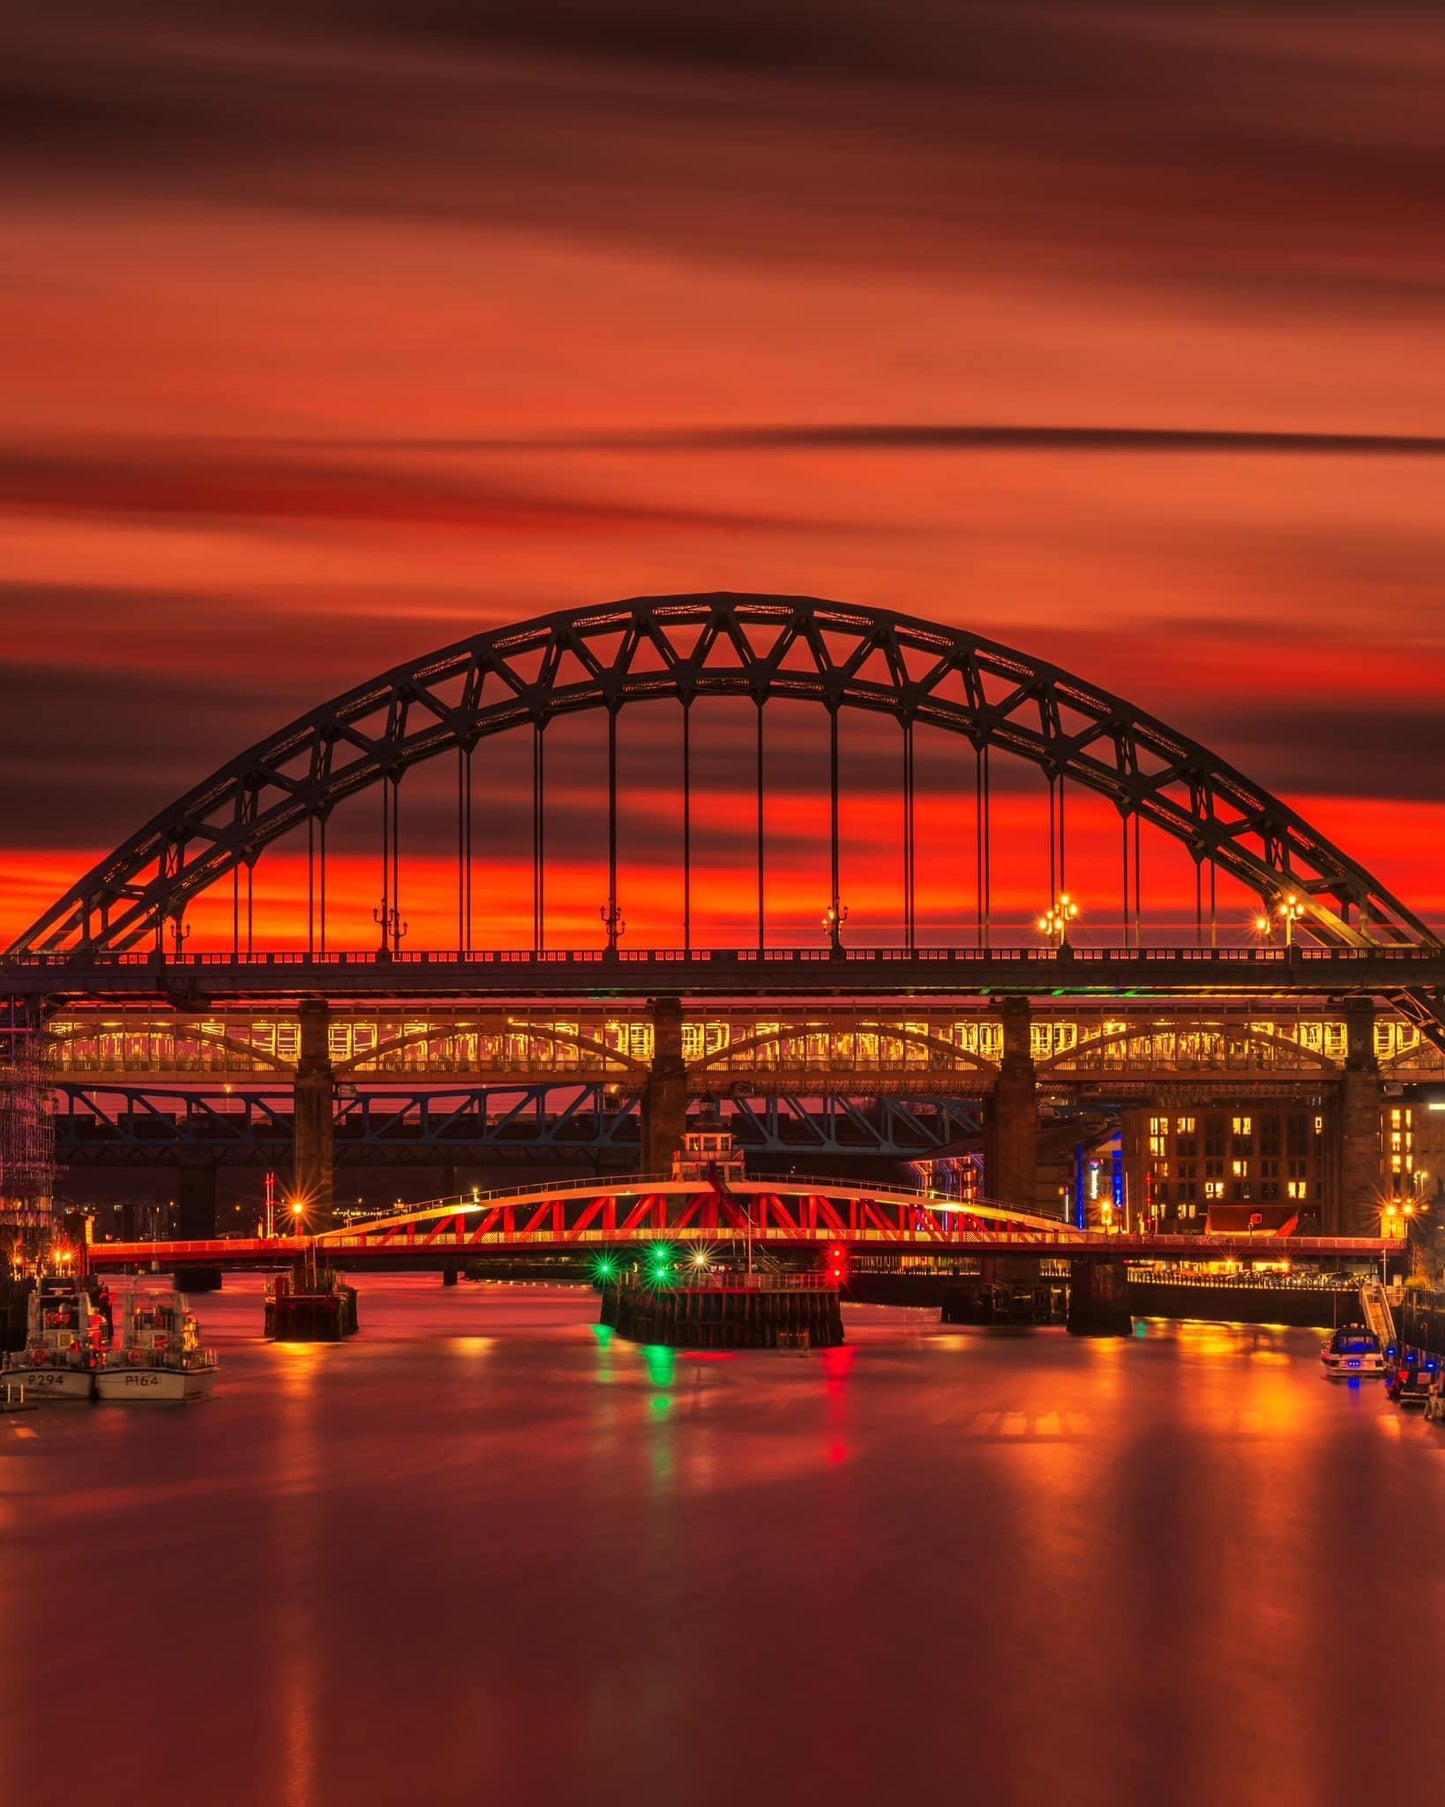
[5,593,1442,1237]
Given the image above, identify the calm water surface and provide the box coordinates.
[2,1277,1442,1806]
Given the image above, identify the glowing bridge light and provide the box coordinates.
[1038,894,1079,947]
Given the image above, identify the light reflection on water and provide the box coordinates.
[1,1277,1442,1806]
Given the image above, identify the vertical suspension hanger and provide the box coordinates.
[532,720,545,955]
[902,717,916,953]
[606,705,620,950]
[830,705,842,936]
[681,701,692,955]
[756,699,766,955]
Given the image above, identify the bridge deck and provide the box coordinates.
[9,944,1445,1001]
[86,1231,1387,1270]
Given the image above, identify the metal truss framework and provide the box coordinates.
[316,1181,1069,1250]
[12,592,1439,965]
[51,1083,982,1166]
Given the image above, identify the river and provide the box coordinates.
[2,1277,1442,1805]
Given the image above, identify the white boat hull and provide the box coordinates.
[96,1364,217,1403]
[0,1365,95,1400]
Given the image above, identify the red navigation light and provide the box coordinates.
[827,1245,847,1282]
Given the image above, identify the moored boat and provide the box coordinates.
[1,1277,110,1400]
[95,1288,218,1402]
[1320,1323,1385,1379]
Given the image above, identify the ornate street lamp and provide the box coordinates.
[373,901,408,958]
[1037,894,1079,948]
[600,902,626,952]
[1276,891,1305,947]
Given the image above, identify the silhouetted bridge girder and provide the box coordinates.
[51,1083,982,1166]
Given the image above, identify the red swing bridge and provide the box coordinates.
[81,1171,1386,1273]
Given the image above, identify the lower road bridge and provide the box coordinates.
[82,1174,1387,1271]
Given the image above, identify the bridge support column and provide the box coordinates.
[1067,1258,1132,1337]
[641,995,688,1175]
[176,1150,217,1240]
[293,998,335,1229]
[987,998,1037,1211]
[1334,998,1381,1236]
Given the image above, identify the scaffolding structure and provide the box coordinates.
[1,998,54,1230]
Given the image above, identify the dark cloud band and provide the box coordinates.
[327,425,1445,458]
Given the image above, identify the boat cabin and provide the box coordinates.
[671,1127,746,1185]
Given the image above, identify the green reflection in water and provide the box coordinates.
[644,1343,676,1389]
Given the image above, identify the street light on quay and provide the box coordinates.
[1038,895,1078,948]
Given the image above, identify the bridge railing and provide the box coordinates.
[3,944,1438,970]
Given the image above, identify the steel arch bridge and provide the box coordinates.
[4,592,1440,1243]
[8,591,1439,962]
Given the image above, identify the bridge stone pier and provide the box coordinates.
[1335,997,1381,1236]
[987,998,1038,1212]
[176,1148,218,1240]
[641,995,688,1173]
[293,998,335,1226]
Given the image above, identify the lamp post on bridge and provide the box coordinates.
[600,902,626,953]
[1255,892,1306,948]
[1038,895,1078,949]
[373,901,407,960]
[822,900,848,958]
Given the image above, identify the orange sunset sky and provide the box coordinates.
[4,2,1444,948]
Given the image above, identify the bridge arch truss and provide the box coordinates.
[11,593,1438,966]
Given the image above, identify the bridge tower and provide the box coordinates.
[641,995,688,1174]
[987,998,1039,1213]
[293,998,335,1227]
[1334,997,1381,1236]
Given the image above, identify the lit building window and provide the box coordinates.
[1232,1115,1252,1136]
[1204,1180,1223,1200]
[1175,1116,1195,1134]
[1287,1180,1308,1200]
